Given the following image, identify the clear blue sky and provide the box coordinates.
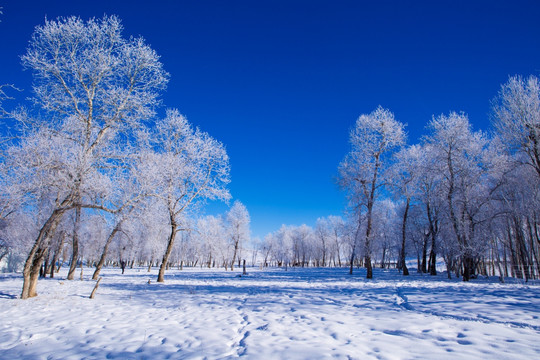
[1,1,540,238]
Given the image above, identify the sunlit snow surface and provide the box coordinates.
[1,267,539,359]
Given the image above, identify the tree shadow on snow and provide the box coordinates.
[0,291,17,299]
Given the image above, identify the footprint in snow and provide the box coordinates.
[256,324,269,331]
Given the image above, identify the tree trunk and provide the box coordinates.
[364,152,381,280]
[321,238,326,267]
[89,277,102,299]
[428,245,437,276]
[41,248,50,278]
[49,233,65,278]
[421,233,428,273]
[515,217,532,281]
[349,221,362,275]
[365,255,373,279]
[400,197,410,276]
[426,202,438,275]
[93,222,122,280]
[444,254,452,279]
[21,207,67,299]
[27,251,44,299]
[231,236,239,271]
[67,205,81,280]
[462,253,474,281]
[349,247,355,275]
[157,217,177,283]
[365,211,374,279]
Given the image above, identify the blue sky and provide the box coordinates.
[1,1,540,238]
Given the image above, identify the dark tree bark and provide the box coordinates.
[67,206,81,280]
[421,233,428,274]
[157,211,177,283]
[21,203,71,299]
[399,197,410,276]
[92,222,122,280]
[427,203,438,276]
[48,233,65,278]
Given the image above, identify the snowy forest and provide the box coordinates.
[1,15,540,302]
[1,10,540,359]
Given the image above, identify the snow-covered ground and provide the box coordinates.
[1,267,539,359]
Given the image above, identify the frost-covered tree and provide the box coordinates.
[424,112,492,281]
[226,201,250,270]
[493,75,540,178]
[314,216,346,267]
[269,225,294,268]
[138,200,169,271]
[412,144,444,275]
[339,106,406,278]
[491,75,540,281]
[91,157,152,279]
[326,216,346,267]
[290,224,314,267]
[11,15,168,298]
[314,218,331,267]
[141,109,230,282]
[371,199,400,270]
[391,145,426,275]
[195,215,226,268]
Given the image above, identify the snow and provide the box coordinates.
[1,267,539,359]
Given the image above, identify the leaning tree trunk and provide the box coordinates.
[67,205,81,280]
[92,222,122,280]
[27,247,47,298]
[21,207,67,299]
[157,218,178,283]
